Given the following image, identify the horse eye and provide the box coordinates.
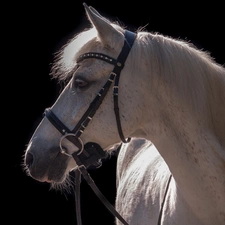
[75,78,88,88]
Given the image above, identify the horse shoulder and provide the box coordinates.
[116,138,172,224]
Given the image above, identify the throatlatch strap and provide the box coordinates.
[113,30,136,143]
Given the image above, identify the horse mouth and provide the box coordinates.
[24,148,70,183]
[46,166,67,183]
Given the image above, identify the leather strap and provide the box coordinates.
[74,170,82,225]
[72,147,129,225]
[113,30,136,143]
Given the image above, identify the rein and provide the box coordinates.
[72,143,129,225]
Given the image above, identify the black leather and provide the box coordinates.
[72,142,108,169]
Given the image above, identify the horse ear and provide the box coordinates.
[83,3,123,47]
[88,6,105,19]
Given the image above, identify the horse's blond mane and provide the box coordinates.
[133,31,225,120]
[50,28,97,82]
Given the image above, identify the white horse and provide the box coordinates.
[24,3,225,225]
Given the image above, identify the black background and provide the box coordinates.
[9,0,224,224]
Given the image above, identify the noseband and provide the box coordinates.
[44,30,136,225]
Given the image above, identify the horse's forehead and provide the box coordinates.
[63,38,97,63]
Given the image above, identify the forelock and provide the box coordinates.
[50,28,98,82]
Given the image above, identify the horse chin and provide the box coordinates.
[46,156,77,187]
[49,169,76,193]
[28,165,68,184]
[46,158,71,184]
[46,170,67,183]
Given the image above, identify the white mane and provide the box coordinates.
[134,32,225,114]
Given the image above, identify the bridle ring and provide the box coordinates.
[59,133,84,157]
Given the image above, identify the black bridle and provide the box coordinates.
[44,29,136,155]
[44,30,137,225]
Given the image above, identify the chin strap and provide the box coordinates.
[72,143,129,225]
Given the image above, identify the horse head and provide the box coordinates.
[24,4,147,184]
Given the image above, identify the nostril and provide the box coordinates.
[25,152,34,168]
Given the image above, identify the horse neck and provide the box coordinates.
[139,60,225,223]
[148,114,225,223]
